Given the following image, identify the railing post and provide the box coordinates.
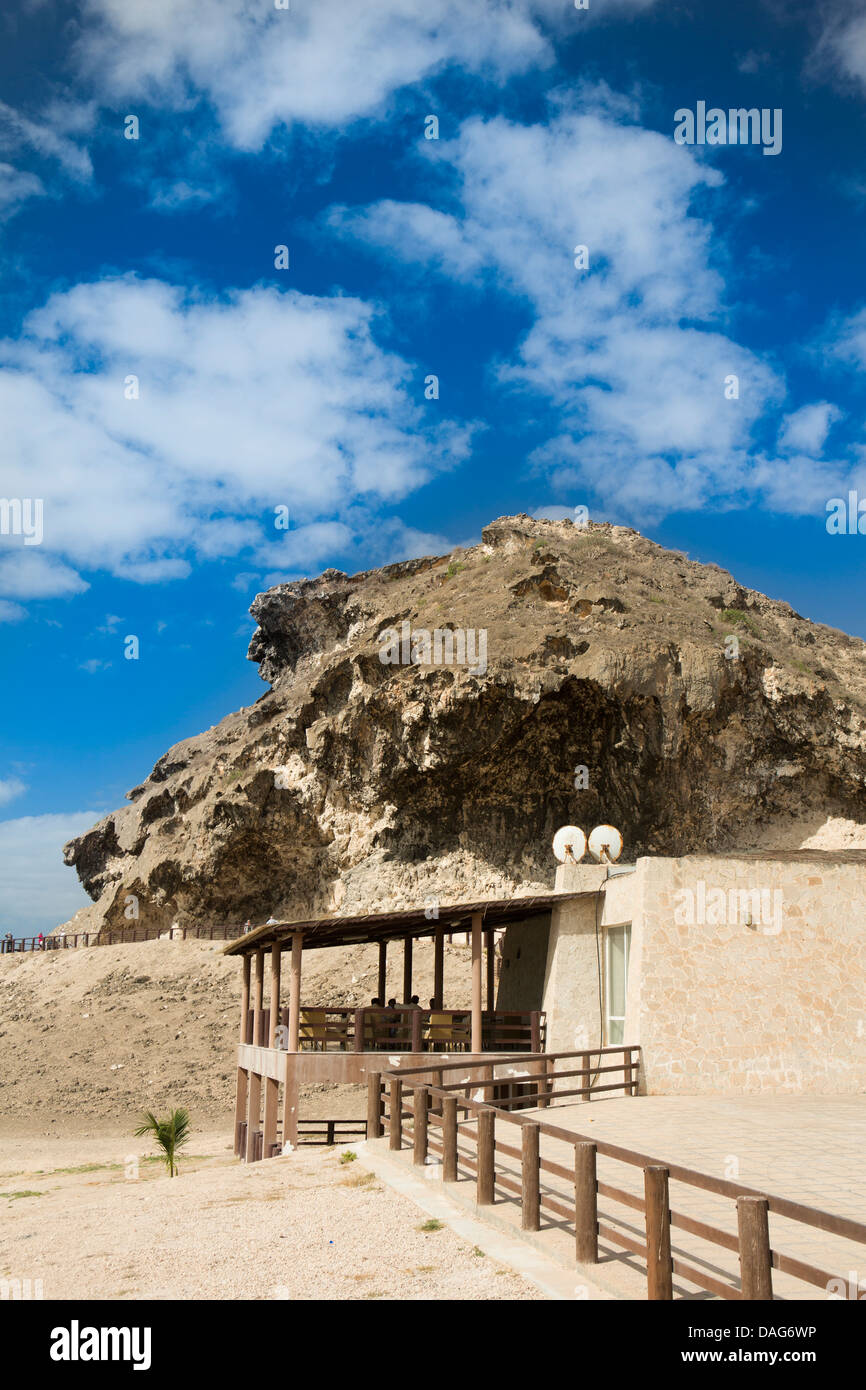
[413,1086,428,1166]
[530,1010,541,1053]
[366,1071,382,1139]
[579,1051,591,1102]
[477,1108,495,1206]
[443,1097,458,1182]
[522,1121,541,1231]
[737,1197,773,1300]
[354,1007,366,1053]
[389,1077,403,1151]
[575,1142,598,1262]
[644,1165,673,1299]
[410,1007,423,1054]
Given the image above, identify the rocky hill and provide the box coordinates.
[60,514,866,938]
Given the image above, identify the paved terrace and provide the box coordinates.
[405,1094,866,1301]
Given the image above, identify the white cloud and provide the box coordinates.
[74,0,657,149]
[0,276,470,599]
[0,598,26,622]
[0,552,89,600]
[0,811,100,935]
[0,778,27,807]
[337,102,784,519]
[778,403,841,456]
[0,99,94,182]
[813,7,866,94]
[0,162,45,219]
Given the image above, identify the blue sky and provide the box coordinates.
[2,0,866,934]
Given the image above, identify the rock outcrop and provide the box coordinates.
[59,515,866,936]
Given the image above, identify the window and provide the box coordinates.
[605,923,631,1045]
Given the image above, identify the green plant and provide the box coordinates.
[417,1218,444,1232]
[339,1150,357,1164]
[133,1107,191,1178]
[720,607,760,635]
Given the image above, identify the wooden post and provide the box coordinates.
[433,925,444,1008]
[245,1067,261,1163]
[354,1007,366,1053]
[377,939,387,1003]
[269,943,280,1047]
[288,932,302,1052]
[281,1059,298,1151]
[263,1074,278,1157]
[477,1108,495,1205]
[644,1166,673,1299]
[413,1086,428,1166]
[522,1122,541,1232]
[485,929,495,1012]
[443,1097,458,1182]
[410,1007,423,1054]
[737,1197,773,1300]
[253,950,265,1045]
[579,1051,590,1102]
[367,1071,382,1139]
[234,955,251,1156]
[471,912,483,1054]
[575,1142,598,1262]
[402,934,413,1003]
[389,1077,403,1150]
[536,1055,550,1109]
[530,1010,541,1054]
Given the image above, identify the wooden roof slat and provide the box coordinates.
[222,891,577,956]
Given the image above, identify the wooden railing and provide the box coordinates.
[369,1049,866,1301]
[2,923,247,953]
[246,1006,546,1052]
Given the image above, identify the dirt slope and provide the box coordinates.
[0,936,474,1138]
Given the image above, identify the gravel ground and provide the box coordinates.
[0,1128,543,1301]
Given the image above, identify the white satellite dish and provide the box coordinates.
[588,824,623,863]
[552,825,586,864]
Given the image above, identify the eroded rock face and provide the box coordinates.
[59,515,866,936]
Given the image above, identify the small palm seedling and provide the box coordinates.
[133,1108,191,1178]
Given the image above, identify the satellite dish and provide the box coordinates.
[552,825,586,864]
[588,824,623,863]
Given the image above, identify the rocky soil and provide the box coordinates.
[59,513,866,938]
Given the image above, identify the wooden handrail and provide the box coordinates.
[372,1048,866,1302]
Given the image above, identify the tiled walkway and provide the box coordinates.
[408,1094,866,1300]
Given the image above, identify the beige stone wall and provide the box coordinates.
[629,854,866,1095]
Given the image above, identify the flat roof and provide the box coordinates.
[222,891,575,956]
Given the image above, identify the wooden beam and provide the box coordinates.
[402,934,413,1002]
[433,924,444,1009]
[288,932,303,1052]
[485,929,495,1012]
[377,939,387,1002]
[239,953,251,1043]
[644,1166,673,1300]
[471,912,483,1053]
[269,942,281,1047]
[281,1059,298,1151]
[253,949,264,1046]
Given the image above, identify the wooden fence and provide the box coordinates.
[369,1049,866,1301]
[246,1005,546,1053]
[2,923,247,953]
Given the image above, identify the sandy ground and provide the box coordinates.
[0,934,475,1137]
[0,935,536,1300]
[0,1127,542,1301]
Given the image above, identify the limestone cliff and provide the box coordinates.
[59,515,866,936]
